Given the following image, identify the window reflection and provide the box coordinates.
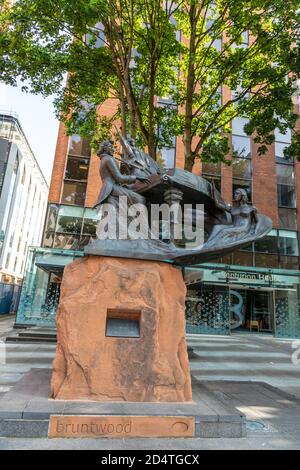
[44,205,58,232]
[254,230,278,253]
[232,158,251,179]
[232,135,251,158]
[232,251,253,266]
[42,231,54,248]
[53,234,81,250]
[157,147,176,169]
[202,162,221,176]
[61,181,86,206]
[42,205,101,250]
[202,162,221,191]
[255,253,279,268]
[278,230,299,256]
[65,157,89,181]
[232,117,249,137]
[276,164,295,208]
[278,208,297,230]
[68,135,91,157]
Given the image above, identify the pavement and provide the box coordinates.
[0,315,300,450]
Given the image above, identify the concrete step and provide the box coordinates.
[6,335,56,343]
[6,328,57,344]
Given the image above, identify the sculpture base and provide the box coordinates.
[0,369,246,438]
[51,255,192,402]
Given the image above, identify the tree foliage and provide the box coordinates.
[1,0,300,169]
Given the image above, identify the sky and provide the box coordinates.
[0,83,59,184]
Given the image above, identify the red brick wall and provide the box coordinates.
[252,142,279,227]
[85,153,101,208]
[85,98,118,207]
[175,137,185,170]
[48,122,69,204]
[221,163,232,203]
[48,99,296,232]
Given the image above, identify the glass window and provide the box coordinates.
[86,23,105,48]
[202,162,221,176]
[254,229,278,253]
[1,151,19,234]
[42,231,54,248]
[278,208,297,230]
[65,157,89,181]
[21,167,26,184]
[240,242,253,252]
[232,135,251,158]
[232,251,253,266]
[61,181,86,206]
[158,147,176,168]
[278,230,299,256]
[5,252,10,269]
[202,175,221,192]
[220,254,233,264]
[242,30,249,45]
[44,205,58,232]
[82,208,101,236]
[232,158,251,179]
[232,117,249,137]
[275,127,291,144]
[279,256,299,270]
[79,235,92,248]
[232,31,249,49]
[0,140,10,194]
[275,141,293,161]
[276,164,294,185]
[232,86,250,106]
[68,135,91,157]
[53,234,81,250]
[57,206,84,234]
[277,164,295,208]
[212,38,222,52]
[278,184,296,208]
[255,253,279,268]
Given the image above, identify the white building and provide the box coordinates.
[0,111,48,285]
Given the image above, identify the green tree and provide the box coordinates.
[1,0,300,169]
[175,0,300,170]
[0,0,180,158]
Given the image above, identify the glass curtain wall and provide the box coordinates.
[232,117,252,201]
[42,204,101,250]
[61,135,91,206]
[186,284,230,335]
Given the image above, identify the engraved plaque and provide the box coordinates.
[49,415,195,438]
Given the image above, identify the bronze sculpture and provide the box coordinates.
[115,127,162,178]
[204,186,258,247]
[93,140,148,209]
[85,137,272,265]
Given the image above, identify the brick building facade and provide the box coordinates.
[15,58,300,338]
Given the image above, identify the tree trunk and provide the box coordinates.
[147,52,157,160]
[118,83,127,136]
[184,152,195,172]
[184,3,197,172]
[124,74,137,138]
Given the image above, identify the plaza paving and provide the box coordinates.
[0,315,300,449]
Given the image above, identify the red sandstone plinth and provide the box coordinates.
[50,256,192,402]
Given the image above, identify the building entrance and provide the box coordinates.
[230,288,274,333]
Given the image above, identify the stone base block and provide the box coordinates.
[51,256,192,402]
